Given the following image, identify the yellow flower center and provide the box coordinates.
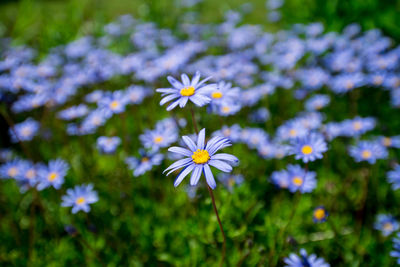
[93,116,101,125]
[223,129,231,136]
[180,86,195,96]
[191,149,210,164]
[141,157,149,162]
[110,100,120,110]
[361,150,372,159]
[292,176,303,186]
[212,91,223,99]
[383,222,393,231]
[289,129,297,137]
[8,167,18,177]
[76,197,85,205]
[21,127,32,136]
[222,106,230,113]
[374,76,383,85]
[48,172,58,181]
[346,81,354,90]
[353,121,362,130]
[383,137,392,147]
[314,208,326,220]
[301,145,313,155]
[26,169,35,179]
[154,136,163,144]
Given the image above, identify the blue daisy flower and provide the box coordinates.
[156,71,215,111]
[96,136,121,154]
[19,161,41,187]
[271,169,290,189]
[0,159,26,179]
[212,124,242,143]
[387,165,400,190]
[305,94,330,111]
[125,150,164,177]
[37,159,69,190]
[374,214,399,236]
[140,127,178,152]
[289,133,328,163]
[9,118,40,143]
[217,173,244,192]
[391,233,400,264]
[98,90,127,114]
[61,184,98,214]
[284,249,330,267]
[287,164,317,193]
[349,141,388,164]
[164,128,238,189]
[208,81,241,111]
[313,206,328,223]
[378,136,400,149]
[58,104,89,121]
[341,116,376,137]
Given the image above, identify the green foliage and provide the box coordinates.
[0,0,400,266]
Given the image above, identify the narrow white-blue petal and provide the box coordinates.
[203,164,216,189]
[190,165,203,186]
[174,164,195,187]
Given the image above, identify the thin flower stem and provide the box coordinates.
[190,107,226,266]
[271,192,301,267]
[190,107,199,134]
[207,185,227,267]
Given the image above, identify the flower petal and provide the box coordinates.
[190,165,203,186]
[168,146,193,157]
[181,73,190,86]
[208,159,233,173]
[203,164,216,189]
[211,153,239,163]
[197,128,206,150]
[174,164,195,187]
[164,158,192,174]
[167,76,183,89]
[182,136,197,151]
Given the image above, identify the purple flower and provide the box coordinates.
[164,128,238,189]
[289,133,328,163]
[349,141,388,164]
[37,159,69,190]
[156,71,215,111]
[61,184,98,214]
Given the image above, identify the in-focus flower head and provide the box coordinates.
[156,71,215,111]
[165,128,238,189]
[61,184,98,214]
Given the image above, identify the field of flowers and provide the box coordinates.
[1,0,400,266]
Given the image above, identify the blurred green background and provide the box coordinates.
[1,0,400,266]
[1,0,400,54]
